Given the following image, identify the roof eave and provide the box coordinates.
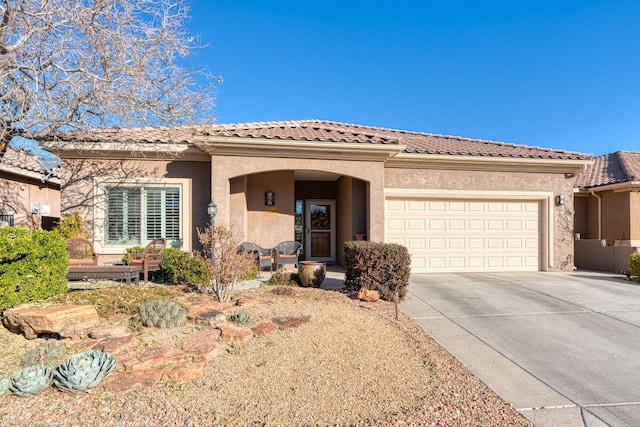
[41,140,210,161]
[386,153,594,174]
[194,136,406,161]
[0,163,61,185]
[575,181,640,193]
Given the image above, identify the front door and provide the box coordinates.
[305,200,336,262]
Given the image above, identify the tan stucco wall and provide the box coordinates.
[384,168,576,271]
[0,171,60,229]
[59,158,210,260]
[577,190,640,242]
[245,171,295,248]
[211,156,385,244]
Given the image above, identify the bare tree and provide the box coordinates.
[0,0,217,151]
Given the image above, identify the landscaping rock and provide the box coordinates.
[2,304,101,340]
[181,329,220,354]
[102,368,164,393]
[272,315,311,328]
[251,322,276,336]
[217,323,253,342]
[235,295,259,307]
[161,355,207,383]
[88,325,130,339]
[93,335,134,353]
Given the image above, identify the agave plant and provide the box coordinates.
[53,350,117,394]
[228,310,250,325]
[0,377,10,395]
[9,365,53,397]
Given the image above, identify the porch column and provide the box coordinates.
[367,166,385,242]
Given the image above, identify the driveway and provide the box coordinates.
[400,271,640,427]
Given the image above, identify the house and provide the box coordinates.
[574,151,640,273]
[0,145,61,229]
[42,120,592,272]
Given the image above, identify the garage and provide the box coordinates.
[385,196,542,273]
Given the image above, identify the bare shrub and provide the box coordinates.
[198,225,255,302]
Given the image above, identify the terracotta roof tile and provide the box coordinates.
[575,151,640,188]
[50,119,592,161]
[1,145,55,175]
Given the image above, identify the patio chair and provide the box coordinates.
[239,242,274,276]
[65,237,99,266]
[127,237,167,283]
[274,241,303,271]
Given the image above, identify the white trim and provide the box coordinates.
[384,188,554,270]
[93,177,192,255]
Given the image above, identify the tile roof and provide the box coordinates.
[575,151,640,188]
[50,120,592,161]
[0,145,56,176]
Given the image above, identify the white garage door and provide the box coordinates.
[385,198,541,273]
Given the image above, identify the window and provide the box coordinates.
[105,186,180,246]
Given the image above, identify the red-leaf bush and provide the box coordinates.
[343,241,411,301]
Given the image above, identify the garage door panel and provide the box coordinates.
[386,198,540,273]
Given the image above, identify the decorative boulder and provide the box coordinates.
[3,305,101,340]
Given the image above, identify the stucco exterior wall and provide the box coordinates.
[59,158,210,259]
[600,190,630,241]
[384,167,576,271]
[245,171,295,248]
[0,171,60,229]
[211,156,385,243]
[629,191,640,241]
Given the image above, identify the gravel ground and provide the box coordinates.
[0,286,532,426]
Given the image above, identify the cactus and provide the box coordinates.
[53,350,117,393]
[0,377,10,395]
[9,365,53,397]
[228,310,250,325]
[137,300,187,328]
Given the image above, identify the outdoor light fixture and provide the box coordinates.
[556,195,565,206]
[207,200,217,265]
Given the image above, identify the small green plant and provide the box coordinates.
[228,310,250,325]
[20,341,68,368]
[137,300,187,328]
[9,365,53,397]
[53,350,117,394]
[629,253,640,281]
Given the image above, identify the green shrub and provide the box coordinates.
[53,211,87,239]
[160,248,209,285]
[628,253,640,281]
[0,227,68,313]
[122,246,144,264]
[343,241,411,301]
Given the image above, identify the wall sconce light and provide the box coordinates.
[556,195,565,206]
[265,191,275,206]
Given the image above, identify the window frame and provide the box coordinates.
[94,177,191,255]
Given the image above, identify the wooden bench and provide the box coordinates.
[67,265,143,285]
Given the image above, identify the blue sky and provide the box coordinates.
[189,1,640,157]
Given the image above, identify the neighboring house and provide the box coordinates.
[0,145,61,229]
[42,120,592,272]
[574,151,640,273]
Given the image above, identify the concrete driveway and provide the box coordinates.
[400,271,640,427]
